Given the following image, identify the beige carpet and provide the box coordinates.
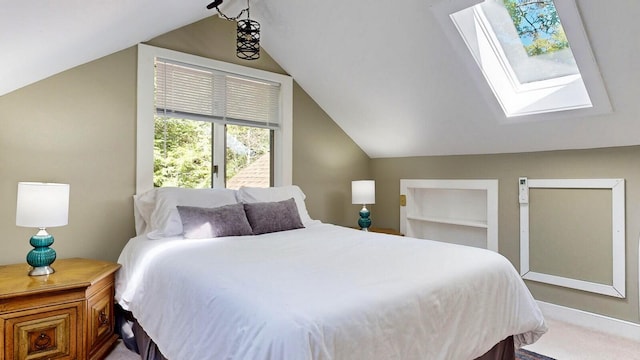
[524,318,640,360]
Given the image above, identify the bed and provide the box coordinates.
[115,185,547,360]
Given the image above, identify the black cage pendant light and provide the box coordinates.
[207,0,260,60]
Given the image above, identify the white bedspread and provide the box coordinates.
[116,223,546,360]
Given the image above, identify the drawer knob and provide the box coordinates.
[34,333,52,350]
[98,310,109,326]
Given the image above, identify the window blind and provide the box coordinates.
[155,58,281,129]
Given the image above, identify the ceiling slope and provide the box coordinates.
[0,0,211,96]
[253,0,640,157]
[3,0,640,156]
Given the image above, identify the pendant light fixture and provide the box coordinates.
[207,0,260,60]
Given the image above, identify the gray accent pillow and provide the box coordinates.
[177,203,253,239]
[243,198,305,235]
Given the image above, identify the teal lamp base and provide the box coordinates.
[357,205,372,231]
[26,229,56,276]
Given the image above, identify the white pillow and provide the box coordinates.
[133,189,157,235]
[146,187,239,239]
[237,185,315,226]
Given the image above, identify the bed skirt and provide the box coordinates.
[116,304,168,360]
[117,305,515,360]
[477,336,515,360]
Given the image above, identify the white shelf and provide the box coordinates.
[400,179,499,252]
[406,215,488,229]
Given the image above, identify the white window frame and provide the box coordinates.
[469,5,583,92]
[433,0,611,121]
[136,44,293,194]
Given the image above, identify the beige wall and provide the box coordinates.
[0,48,138,265]
[529,188,613,284]
[291,81,371,226]
[371,146,640,323]
[0,16,369,266]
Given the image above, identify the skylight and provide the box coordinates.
[447,0,610,118]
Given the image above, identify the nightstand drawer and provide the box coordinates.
[87,284,115,358]
[2,302,82,360]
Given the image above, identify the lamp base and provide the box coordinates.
[358,205,372,231]
[26,230,57,277]
[29,265,55,276]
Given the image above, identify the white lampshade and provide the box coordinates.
[352,180,375,205]
[16,182,70,228]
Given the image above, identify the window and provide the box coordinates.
[153,59,277,189]
[153,118,273,189]
[136,44,292,194]
[435,0,610,119]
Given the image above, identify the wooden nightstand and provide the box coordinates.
[368,227,403,236]
[0,258,121,360]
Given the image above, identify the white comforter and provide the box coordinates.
[116,223,546,360]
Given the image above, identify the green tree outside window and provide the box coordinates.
[503,0,569,56]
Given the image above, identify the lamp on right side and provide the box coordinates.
[352,180,375,231]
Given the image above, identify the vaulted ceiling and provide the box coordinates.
[3,0,639,157]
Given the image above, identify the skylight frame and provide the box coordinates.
[472,4,578,93]
[433,0,611,121]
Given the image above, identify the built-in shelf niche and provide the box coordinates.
[400,179,499,251]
